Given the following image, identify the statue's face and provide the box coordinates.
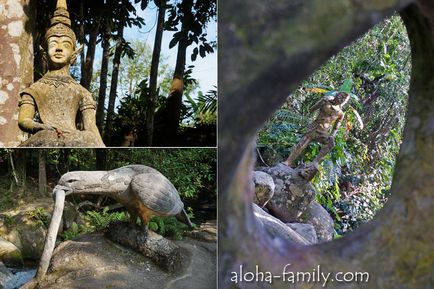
[47,36,74,68]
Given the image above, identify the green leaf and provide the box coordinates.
[339,78,353,93]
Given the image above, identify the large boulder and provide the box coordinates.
[0,199,82,261]
[286,223,318,244]
[0,200,52,261]
[252,171,275,207]
[0,237,23,267]
[297,201,335,243]
[33,233,216,289]
[259,162,317,222]
[253,204,311,245]
[0,262,13,288]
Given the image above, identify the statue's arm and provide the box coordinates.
[82,109,104,146]
[18,93,52,133]
[309,98,324,112]
[80,89,105,146]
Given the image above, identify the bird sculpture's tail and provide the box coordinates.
[178,208,194,229]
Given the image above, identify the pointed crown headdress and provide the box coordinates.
[45,0,76,45]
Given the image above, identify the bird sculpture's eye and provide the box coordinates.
[67,179,77,183]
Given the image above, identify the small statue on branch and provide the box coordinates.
[18,0,104,147]
[283,91,363,167]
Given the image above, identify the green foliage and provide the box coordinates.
[165,0,217,60]
[26,208,49,227]
[148,216,188,240]
[0,186,13,211]
[185,87,217,126]
[62,209,191,241]
[85,208,128,231]
[61,208,128,240]
[117,40,172,97]
[258,15,410,234]
[108,42,215,145]
[3,214,14,227]
[62,222,81,241]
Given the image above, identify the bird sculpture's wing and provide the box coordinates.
[130,172,183,216]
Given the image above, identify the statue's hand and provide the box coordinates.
[36,123,56,131]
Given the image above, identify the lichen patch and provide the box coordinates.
[9,43,20,66]
[7,20,23,37]
[0,90,9,105]
[0,116,7,125]
[6,0,24,18]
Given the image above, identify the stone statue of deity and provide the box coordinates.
[283,92,350,167]
[18,0,105,147]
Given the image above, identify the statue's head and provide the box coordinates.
[331,92,349,106]
[45,0,80,68]
[57,170,109,194]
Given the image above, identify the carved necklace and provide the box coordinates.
[40,74,74,88]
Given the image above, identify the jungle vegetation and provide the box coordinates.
[257,16,411,236]
[0,148,216,239]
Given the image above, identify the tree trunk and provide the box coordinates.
[33,0,46,82]
[59,149,70,174]
[95,148,107,170]
[160,0,193,145]
[81,20,101,90]
[38,149,47,196]
[0,0,35,147]
[219,0,433,288]
[10,150,27,193]
[106,222,188,273]
[104,18,126,145]
[145,0,167,146]
[96,28,112,133]
[79,1,85,81]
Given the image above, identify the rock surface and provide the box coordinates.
[36,232,216,289]
[0,237,23,267]
[252,171,275,207]
[260,163,317,222]
[0,200,52,261]
[105,221,189,273]
[253,204,311,245]
[286,223,318,244]
[0,198,81,261]
[187,220,217,242]
[19,130,104,148]
[0,262,13,289]
[2,267,36,289]
[297,201,335,243]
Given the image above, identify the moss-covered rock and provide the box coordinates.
[0,237,23,267]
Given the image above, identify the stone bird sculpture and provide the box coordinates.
[21,165,191,289]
